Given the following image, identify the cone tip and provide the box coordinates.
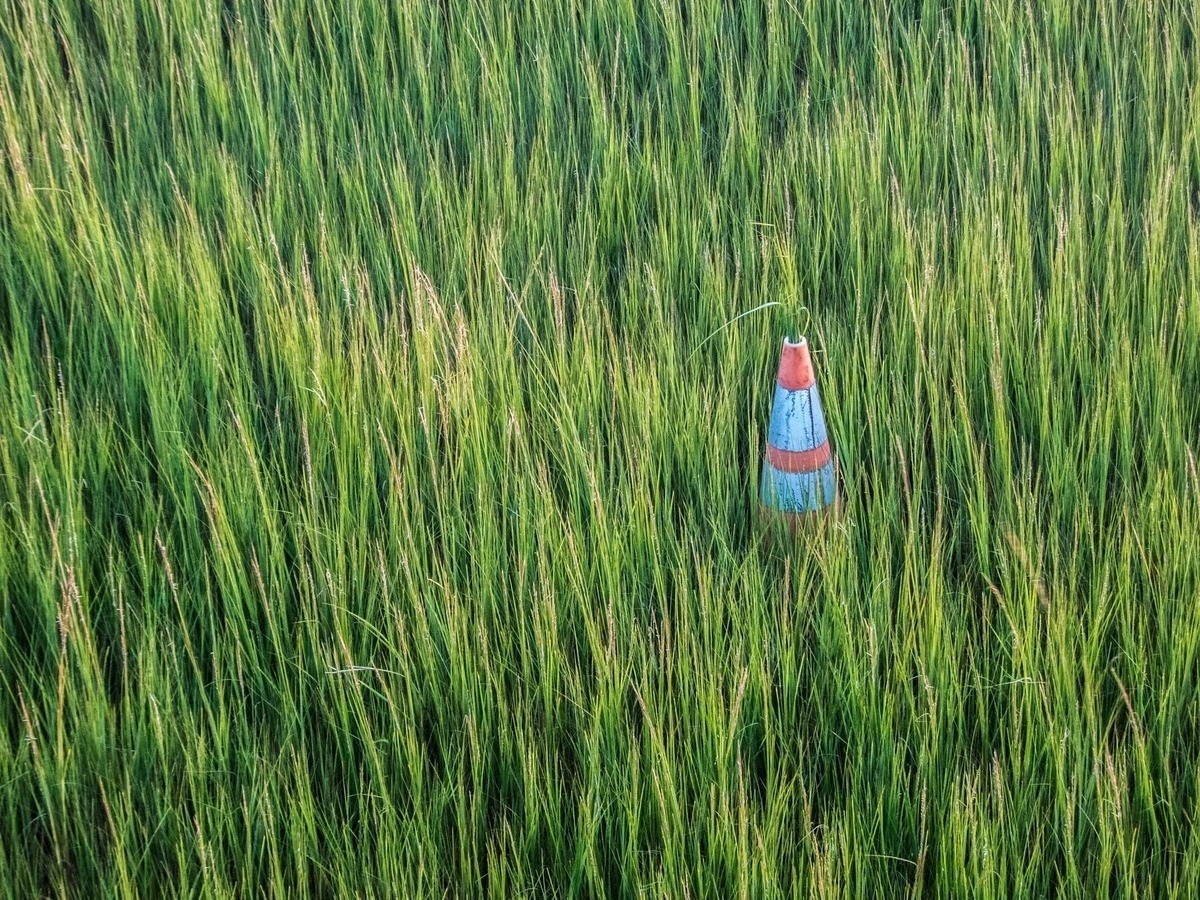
[777,335,815,391]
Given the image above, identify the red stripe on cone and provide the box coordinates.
[765,441,832,473]
[777,338,815,391]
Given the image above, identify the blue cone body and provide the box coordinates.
[766,381,828,452]
[760,457,838,512]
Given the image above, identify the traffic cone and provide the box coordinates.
[760,336,838,531]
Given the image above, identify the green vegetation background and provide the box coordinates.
[2,0,1199,896]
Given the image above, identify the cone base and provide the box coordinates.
[759,458,838,513]
[757,494,842,538]
[757,456,842,544]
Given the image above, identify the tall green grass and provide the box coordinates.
[2,0,1199,895]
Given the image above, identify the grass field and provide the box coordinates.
[3,0,1200,895]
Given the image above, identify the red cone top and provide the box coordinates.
[777,337,815,391]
